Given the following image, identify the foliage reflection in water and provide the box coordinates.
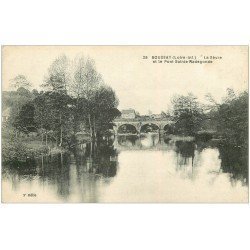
[2,134,248,202]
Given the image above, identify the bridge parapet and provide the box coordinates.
[113,117,174,135]
[114,117,171,122]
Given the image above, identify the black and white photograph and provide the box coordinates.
[1,46,248,203]
[0,1,249,249]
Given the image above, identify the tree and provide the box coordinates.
[7,87,34,131]
[39,54,120,143]
[161,111,168,118]
[215,91,248,146]
[12,102,36,134]
[91,85,119,137]
[170,93,204,135]
[43,54,70,92]
[70,56,104,137]
[42,55,75,145]
[223,88,237,103]
[10,75,31,89]
[210,90,248,181]
[70,56,102,98]
[32,89,39,96]
[32,91,73,146]
[33,92,52,144]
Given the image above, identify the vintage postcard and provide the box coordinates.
[1,45,248,203]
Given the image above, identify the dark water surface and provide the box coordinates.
[2,134,248,202]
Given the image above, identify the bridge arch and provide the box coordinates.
[117,123,138,135]
[140,123,160,133]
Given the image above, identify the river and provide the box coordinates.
[2,134,248,203]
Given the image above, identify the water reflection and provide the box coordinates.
[2,134,248,203]
[117,133,160,149]
[73,142,118,178]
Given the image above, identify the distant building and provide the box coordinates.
[121,109,136,119]
[2,107,10,123]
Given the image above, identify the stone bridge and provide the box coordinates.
[113,117,173,135]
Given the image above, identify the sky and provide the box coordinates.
[2,46,248,114]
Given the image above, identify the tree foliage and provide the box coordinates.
[206,89,248,180]
[43,55,70,92]
[12,102,36,133]
[209,89,248,146]
[4,86,35,128]
[4,55,119,147]
[10,75,31,89]
[170,93,204,135]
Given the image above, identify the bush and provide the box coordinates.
[2,138,49,163]
[2,139,28,163]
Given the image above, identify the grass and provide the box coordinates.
[2,136,65,164]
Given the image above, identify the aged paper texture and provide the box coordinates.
[1,46,248,203]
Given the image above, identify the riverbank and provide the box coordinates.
[2,138,66,165]
[164,134,195,141]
